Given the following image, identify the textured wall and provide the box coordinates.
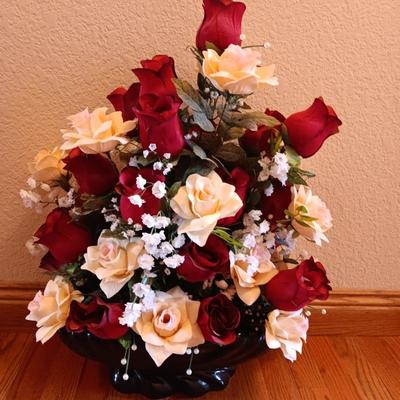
[0,0,399,289]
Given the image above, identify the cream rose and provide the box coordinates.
[26,276,83,344]
[170,171,243,246]
[134,287,204,367]
[202,44,278,95]
[81,233,145,298]
[230,249,278,306]
[29,147,66,183]
[288,185,333,246]
[265,309,309,362]
[61,107,137,154]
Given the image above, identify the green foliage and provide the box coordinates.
[215,142,247,163]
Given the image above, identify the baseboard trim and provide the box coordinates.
[0,282,399,335]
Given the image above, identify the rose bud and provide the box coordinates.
[63,149,119,196]
[196,0,246,51]
[259,180,292,224]
[34,208,92,271]
[132,55,185,156]
[116,167,165,224]
[264,257,332,311]
[107,82,140,122]
[177,235,230,282]
[218,167,251,226]
[198,294,241,345]
[284,97,342,158]
[66,297,128,340]
[239,109,286,157]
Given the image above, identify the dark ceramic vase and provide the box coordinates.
[59,329,267,398]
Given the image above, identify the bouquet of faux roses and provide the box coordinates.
[22,0,341,373]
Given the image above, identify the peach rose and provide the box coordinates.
[288,185,332,246]
[230,249,278,306]
[61,107,137,154]
[170,171,243,246]
[265,309,309,362]
[26,276,83,344]
[29,147,66,183]
[81,234,145,298]
[202,44,278,95]
[134,287,204,367]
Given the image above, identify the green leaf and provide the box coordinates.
[118,333,132,350]
[193,111,215,132]
[285,146,301,167]
[223,111,282,131]
[205,41,222,54]
[225,126,246,140]
[182,159,216,181]
[168,181,182,198]
[215,142,247,163]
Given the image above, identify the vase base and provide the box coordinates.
[110,366,235,398]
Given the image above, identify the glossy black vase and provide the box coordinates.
[59,329,267,398]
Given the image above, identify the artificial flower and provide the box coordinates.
[218,167,251,226]
[66,297,128,339]
[61,107,136,154]
[259,180,292,224]
[132,55,185,156]
[81,233,145,298]
[34,208,92,271]
[170,171,243,246]
[196,0,246,51]
[288,185,332,245]
[63,148,119,196]
[202,44,278,95]
[177,234,230,282]
[134,287,205,367]
[265,309,309,362]
[26,276,83,344]
[198,294,240,345]
[284,97,342,158]
[264,257,332,311]
[107,82,140,122]
[116,167,166,224]
[28,147,66,183]
[230,249,278,305]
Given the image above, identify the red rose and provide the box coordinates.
[63,149,119,196]
[285,97,342,158]
[116,167,165,223]
[177,234,229,282]
[132,55,185,156]
[198,294,240,345]
[107,82,140,121]
[196,0,246,51]
[264,257,332,311]
[218,167,251,226]
[133,55,178,98]
[239,109,286,156]
[66,298,128,340]
[259,180,292,224]
[34,208,92,271]
[133,94,184,156]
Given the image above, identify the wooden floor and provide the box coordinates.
[1,333,399,400]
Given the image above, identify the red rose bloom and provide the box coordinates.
[196,0,246,51]
[198,294,240,345]
[285,97,342,158]
[177,235,229,282]
[264,257,332,311]
[63,149,119,196]
[131,55,185,156]
[34,208,92,271]
[259,180,292,224]
[218,167,251,226]
[66,298,128,340]
[116,167,165,223]
[239,109,286,157]
[107,82,140,121]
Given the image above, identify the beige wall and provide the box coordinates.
[1,0,399,289]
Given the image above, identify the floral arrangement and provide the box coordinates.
[23,0,341,376]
